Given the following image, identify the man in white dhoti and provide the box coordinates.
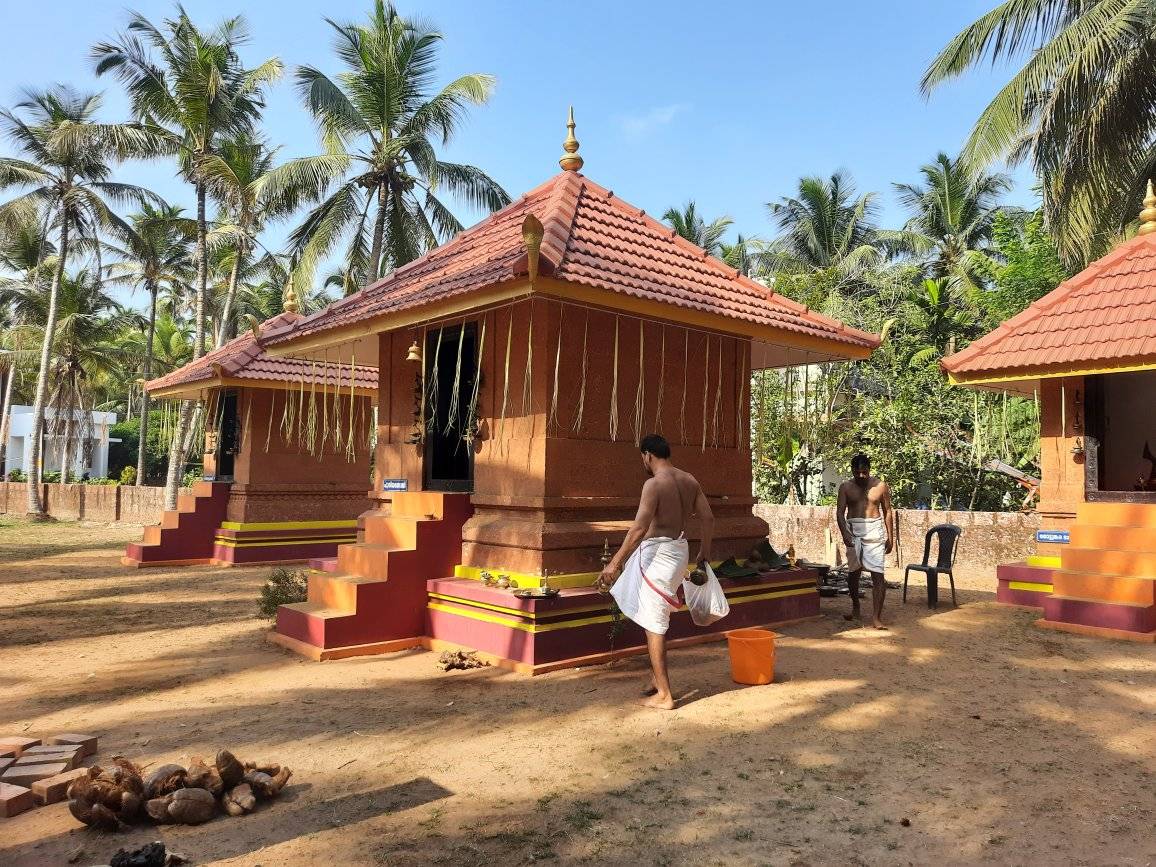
[598,434,714,710]
[836,453,894,629]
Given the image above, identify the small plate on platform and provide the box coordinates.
[513,587,561,599]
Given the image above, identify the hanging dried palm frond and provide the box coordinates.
[264,390,276,453]
[522,303,535,418]
[756,369,767,465]
[680,330,689,445]
[654,328,666,432]
[498,315,513,443]
[633,320,645,444]
[305,360,318,455]
[712,336,723,448]
[572,310,589,432]
[736,340,749,449]
[701,334,710,452]
[445,324,466,436]
[610,316,620,442]
[346,350,358,461]
[427,327,443,434]
[320,355,329,459]
[549,305,562,432]
[465,314,487,442]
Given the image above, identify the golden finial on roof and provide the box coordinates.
[559,106,584,173]
[1139,180,1156,236]
[283,281,300,314]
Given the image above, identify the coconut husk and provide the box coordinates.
[142,763,187,799]
[243,760,281,776]
[243,766,292,799]
[222,783,256,816]
[185,756,223,796]
[67,760,145,830]
[214,749,245,789]
[147,787,216,825]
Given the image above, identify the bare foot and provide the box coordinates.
[844,612,861,622]
[639,693,676,710]
[641,679,658,697]
[872,620,888,630]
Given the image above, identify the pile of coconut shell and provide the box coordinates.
[67,750,292,830]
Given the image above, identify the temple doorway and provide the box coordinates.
[423,323,477,492]
[1087,370,1156,493]
[213,389,240,481]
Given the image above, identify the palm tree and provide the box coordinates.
[0,86,155,515]
[902,278,976,368]
[201,134,319,346]
[264,0,509,293]
[764,170,884,282]
[890,152,1013,293]
[922,1,1156,263]
[721,234,759,278]
[105,203,194,484]
[662,201,733,256]
[94,7,282,506]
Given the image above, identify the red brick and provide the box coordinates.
[0,782,34,818]
[15,746,81,770]
[1,762,68,788]
[44,733,98,758]
[30,767,88,805]
[0,738,41,757]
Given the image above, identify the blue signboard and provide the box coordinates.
[382,478,409,493]
[1036,530,1069,544]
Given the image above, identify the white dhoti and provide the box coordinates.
[846,517,886,574]
[610,536,690,635]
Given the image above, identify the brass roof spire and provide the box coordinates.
[283,280,300,314]
[1140,180,1156,236]
[559,106,584,173]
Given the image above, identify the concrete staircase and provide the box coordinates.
[122,481,231,567]
[271,492,473,659]
[1041,502,1156,640]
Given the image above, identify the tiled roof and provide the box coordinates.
[264,171,878,354]
[943,233,1156,381]
[145,311,377,394]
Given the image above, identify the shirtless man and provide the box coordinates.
[598,434,714,710]
[835,453,894,629]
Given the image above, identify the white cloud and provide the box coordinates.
[619,103,689,139]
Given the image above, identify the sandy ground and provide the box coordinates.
[1,518,1155,867]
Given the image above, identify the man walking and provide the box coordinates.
[597,434,714,709]
[836,453,894,629]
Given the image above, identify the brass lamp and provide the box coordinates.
[405,340,422,364]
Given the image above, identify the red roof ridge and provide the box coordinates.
[538,170,583,270]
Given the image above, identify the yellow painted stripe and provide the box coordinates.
[1009,581,1053,593]
[1026,555,1062,568]
[219,519,358,531]
[453,559,731,591]
[949,359,1156,388]
[428,586,817,633]
[213,536,355,549]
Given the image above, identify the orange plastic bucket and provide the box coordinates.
[726,628,778,685]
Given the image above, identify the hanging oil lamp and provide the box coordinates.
[405,340,422,364]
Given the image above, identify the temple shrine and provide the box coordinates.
[123,296,377,568]
[943,185,1156,642]
[258,112,878,671]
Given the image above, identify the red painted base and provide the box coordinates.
[123,482,230,565]
[995,562,1055,609]
[425,569,820,670]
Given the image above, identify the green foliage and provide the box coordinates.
[982,211,1069,325]
[258,567,309,619]
[181,467,202,489]
[118,465,136,485]
[42,471,61,483]
[6,468,26,482]
[107,411,168,483]
[85,476,118,485]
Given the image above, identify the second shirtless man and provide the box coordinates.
[835,453,894,629]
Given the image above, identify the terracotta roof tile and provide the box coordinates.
[943,233,1156,380]
[145,311,377,394]
[264,172,878,354]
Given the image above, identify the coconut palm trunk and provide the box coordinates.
[162,182,210,509]
[26,215,68,516]
[0,360,15,476]
[136,281,157,485]
[215,241,244,349]
[368,184,387,282]
[60,409,74,482]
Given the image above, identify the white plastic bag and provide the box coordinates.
[683,562,730,626]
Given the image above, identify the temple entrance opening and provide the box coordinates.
[423,322,477,492]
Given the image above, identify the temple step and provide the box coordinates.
[1062,546,1156,578]
[1042,594,1156,635]
[1075,502,1156,528]
[1050,570,1156,605]
[271,492,474,658]
[1069,523,1156,552]
[123,482,231,566]
[309,557,340,573]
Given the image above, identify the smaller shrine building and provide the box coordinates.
[124,303,377,568]
[943,186,1156,642]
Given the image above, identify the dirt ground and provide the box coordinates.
[1,518,1155,867]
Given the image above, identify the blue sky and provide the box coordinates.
[2,1,1034,304]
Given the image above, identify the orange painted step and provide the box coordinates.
[1050,570,1156,606]
[337,543,415,581]
[361,516,421,548]
[306,572,395,610]
[1069,523,1156,552]
[390,492,450,520]
[1062,546,1156,577]
[1075,502,1156,528]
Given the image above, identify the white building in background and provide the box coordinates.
[3,406,118,480]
